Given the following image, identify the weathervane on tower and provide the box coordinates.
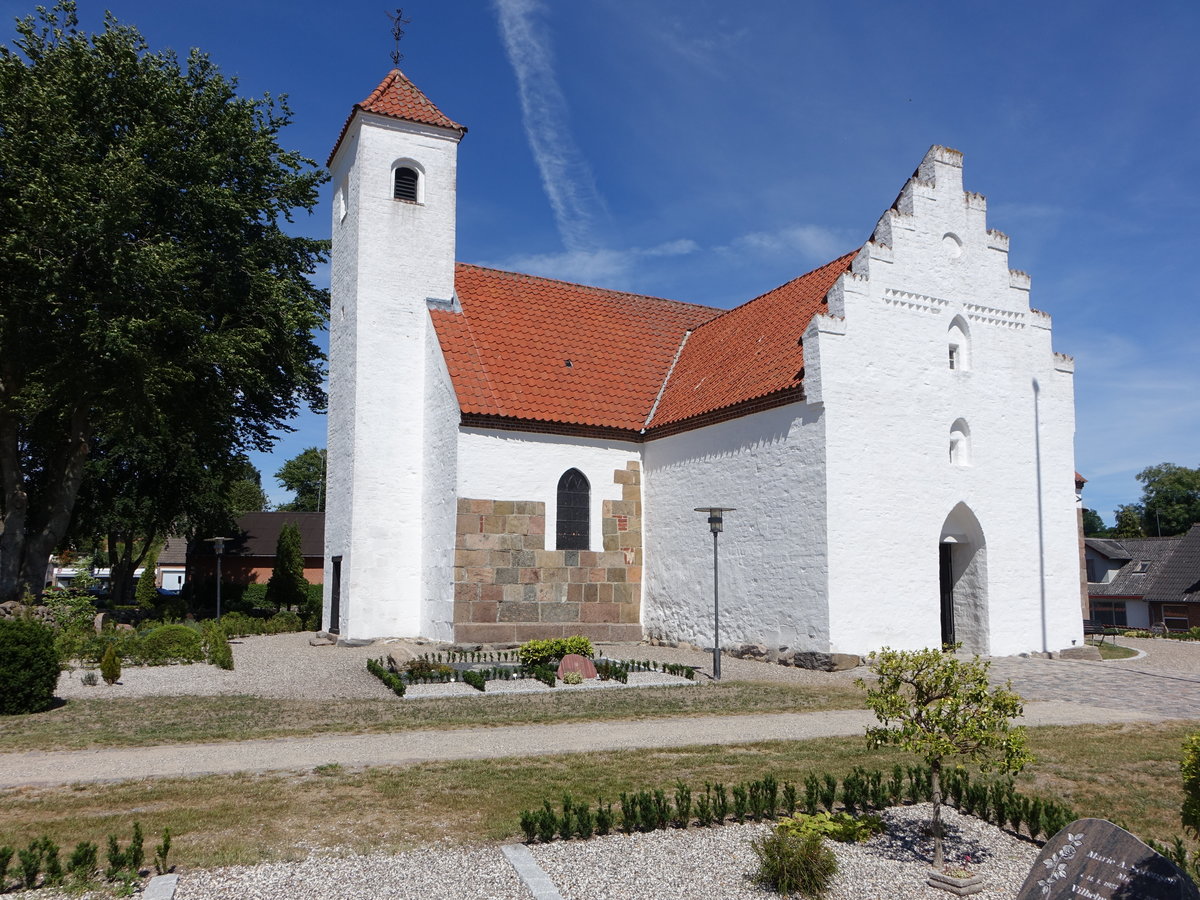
[386,8,411,67]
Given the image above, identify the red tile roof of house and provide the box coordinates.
[648,253,856,428]
[431,254,857,435]
[433,265,720,431]
[329,69,465,165]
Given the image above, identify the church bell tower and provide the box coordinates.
[323,70,466,639]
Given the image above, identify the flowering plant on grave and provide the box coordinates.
[942,854,975,879]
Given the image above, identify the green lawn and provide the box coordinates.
[0,722,1195,870]
[0,681,866,752]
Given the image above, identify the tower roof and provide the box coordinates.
[328,69,465,165]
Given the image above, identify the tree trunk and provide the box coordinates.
[0,407,91,602]
[930,756,944,870]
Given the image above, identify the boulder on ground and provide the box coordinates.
[557,653,597,680]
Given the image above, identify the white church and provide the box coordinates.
[322,69,1086,660]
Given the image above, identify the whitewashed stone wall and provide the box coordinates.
[642,403,830,651]
[324,111,463,640]
[808,146,1082,657]
[457,428,638,553]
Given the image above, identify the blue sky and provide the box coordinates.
[7,0,1197,518]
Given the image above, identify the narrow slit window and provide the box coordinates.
[556,469,590,550]
[393,167,419,202]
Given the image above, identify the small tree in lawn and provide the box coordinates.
[264,523,309,614]
[858,646,1031,869]
[134,545,161,612]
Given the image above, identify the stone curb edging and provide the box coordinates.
[144,873,179,900]
[500,844,565,900]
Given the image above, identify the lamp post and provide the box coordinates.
[206,537,230,620]
[694,507,735,680]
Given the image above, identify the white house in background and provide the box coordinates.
[322,69,1085,660]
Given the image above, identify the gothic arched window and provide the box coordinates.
[556,469,590,550]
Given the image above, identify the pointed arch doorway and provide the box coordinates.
[938,504,989,654]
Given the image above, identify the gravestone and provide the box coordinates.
[556,654,597,680]
[1016,818,1198,900]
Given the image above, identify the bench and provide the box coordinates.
[1082,619,1110,646]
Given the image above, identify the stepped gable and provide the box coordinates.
[647,252,857,430]
[431,264,719,432]
[329,68,465,165]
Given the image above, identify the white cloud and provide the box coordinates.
[722,224,850,261]
[488,238,700,287]
[493,0,605,252]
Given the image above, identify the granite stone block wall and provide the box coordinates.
[453,462,643,643]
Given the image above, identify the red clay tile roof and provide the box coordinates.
[329,69,465,166]
[432,255,858,434]
[647,253,857,429]
[433,265,719,431]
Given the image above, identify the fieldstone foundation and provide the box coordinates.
[453,462,643,643]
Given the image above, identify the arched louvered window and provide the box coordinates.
[393,166,419,202]
[556,469,590,550]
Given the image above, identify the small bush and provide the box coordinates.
[100,643,122,685]
[264,610,303,634]
[530,664,557,688]
[519,810,537,843]
[462,670,487,692]
[202,622,234,670]
[752,828,838,899]
[405,659,455,681]
[595,660,627,683]
[367,658,406,697]
[562,671,583,685]
[136,624,204,665]
[778,811,884,844]
[0,618,61,714]
[0,845,13,885]
[153,828,171,876]
[67,841,97,881]
[18,841,41,889]
[518,636,594,668]
[1183,731,1200,838]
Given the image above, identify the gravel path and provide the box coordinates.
[165,805,1038,900]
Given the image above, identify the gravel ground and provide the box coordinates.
[1101,636,1200,673]
[174,846,535,900]
[53,633,853,702]
[531,805,1038,900]
[158,805,1036,900]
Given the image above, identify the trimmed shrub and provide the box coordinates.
[265,523,310,614]
[1183,731,1200,838]
[100,643,122,685]
[202,622,235,670]
[0,618,61,714]
[135,548,160,611]
[752,828,838,898]
[518,636,594,668]
[135,624,204,665]
[778,812,884,844]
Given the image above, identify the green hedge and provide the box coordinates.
[0,619,61,714]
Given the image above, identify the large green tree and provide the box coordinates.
[0,4,328,602]
[1133,463,1200,537]
[1082,508,1109,538]
[275,447,327,512]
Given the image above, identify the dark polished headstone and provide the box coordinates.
[1016,818,1198,900]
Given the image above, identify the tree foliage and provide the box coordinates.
[264,522,308,614]
[1082,508,1109,538]
[1133,463,1200,537]
[0,3,328,602]
[275,448,327,512]
[134,543,159,611]
[1112,504,1147,539]
[858,646,1031,868]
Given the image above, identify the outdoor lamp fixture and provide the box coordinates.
[694,507,735,681]
[206,537,230,621]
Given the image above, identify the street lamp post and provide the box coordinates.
[206,537,230,620]
[694,507,735,680]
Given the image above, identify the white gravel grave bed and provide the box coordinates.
[530,804,1039,900]
[403,670,697,699]
[173,845,534,900]
[159,805,1039,900]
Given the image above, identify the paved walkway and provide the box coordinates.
[0,700,1169,789]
